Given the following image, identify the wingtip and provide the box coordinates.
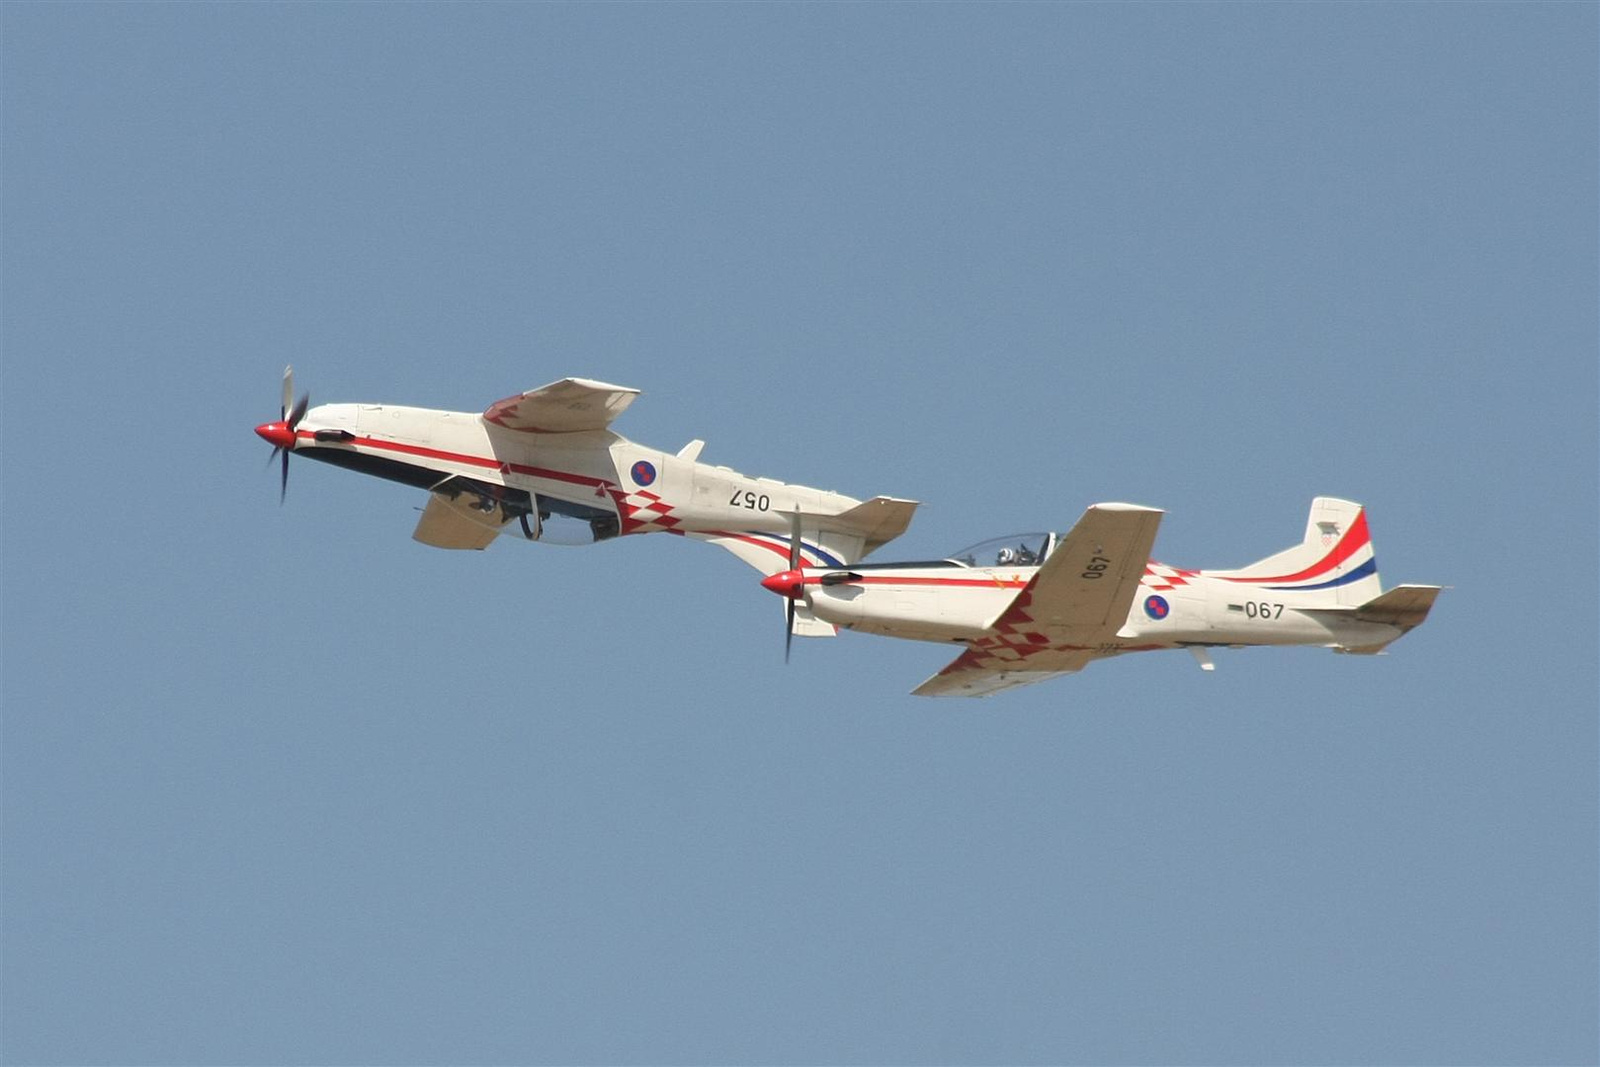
[1092,501,1164,514]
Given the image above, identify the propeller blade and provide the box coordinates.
[784,511,802,662]
[787,511,803,571]
[267,367,302,504]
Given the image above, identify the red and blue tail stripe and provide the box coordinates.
[1211,509,1375,591]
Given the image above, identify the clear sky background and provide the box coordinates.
[3,4,1595,1065]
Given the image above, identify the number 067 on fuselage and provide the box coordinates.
[255,371,1440,698]
[758,498,1442,697]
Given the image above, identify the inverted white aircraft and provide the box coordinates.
[256,371,1439,698]
[758,497,1442,696]
[255,369,918,586]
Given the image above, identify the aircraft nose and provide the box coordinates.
[761,569,805,600]
[255,421,297,450]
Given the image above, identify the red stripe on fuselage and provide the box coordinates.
[296,430,612,489]
[700,530,794,562]
[1213,510,1370,585]
[803,574,1029,590]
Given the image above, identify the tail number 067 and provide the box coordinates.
[1081,556,1112,579]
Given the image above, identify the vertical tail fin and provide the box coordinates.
[1203,497,1381,607]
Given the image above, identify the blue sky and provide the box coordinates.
[3,4,1595,1064]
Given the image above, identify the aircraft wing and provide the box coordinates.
[1010,503,1164,633]
[912,503,1164,698]
[483,377,641,433]
[412,489,512,550]
[912,646,1099,698]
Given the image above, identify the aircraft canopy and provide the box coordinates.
[946,532,1053,568]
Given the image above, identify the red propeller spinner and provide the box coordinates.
[760,569,806,600]
[258,365,309,502]
[254,420,297,450]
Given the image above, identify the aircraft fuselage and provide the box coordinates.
[785,561,1409,654]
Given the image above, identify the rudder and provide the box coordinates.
[1204,497,1381,607]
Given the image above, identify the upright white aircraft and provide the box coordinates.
[254,370,918,600]
[758,497,1441,696]
[258,370,1439,697]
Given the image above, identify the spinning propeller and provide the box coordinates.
[255,365,309,502]
[759,512,808,662]
[760,519,862,660]
[783,513,802,661]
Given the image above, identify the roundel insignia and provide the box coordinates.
[630,460,657,487]
[1144,594,1170,620]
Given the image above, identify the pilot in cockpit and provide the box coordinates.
[997,543,1039,566]
[949,532,1051,569]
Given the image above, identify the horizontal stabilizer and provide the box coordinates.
[1310,583,1443,654]
[818,496,919,557]
[1352,584,1442,629]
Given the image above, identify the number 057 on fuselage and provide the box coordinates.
[255,370,1440,698]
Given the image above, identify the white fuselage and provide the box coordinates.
[292,402,861,547]
[796,562,1406,653]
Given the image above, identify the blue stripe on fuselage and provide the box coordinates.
[1265,557,1377,592]
[744,532,845,568]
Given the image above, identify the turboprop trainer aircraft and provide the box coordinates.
[757,497,1441,696]
[253,369,918,598]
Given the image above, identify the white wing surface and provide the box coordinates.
[912,503,1163,698]
[483,377,640,433]
[1016,503,1164,633]
[412,491,511,550]
[912,647,1098,698]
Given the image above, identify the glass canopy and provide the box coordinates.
[945,532,1053,568]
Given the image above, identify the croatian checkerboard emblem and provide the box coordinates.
[630,460,657,487]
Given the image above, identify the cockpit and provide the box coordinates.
[946,532,1055,568]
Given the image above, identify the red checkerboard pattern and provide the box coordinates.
[1142,562,1198,591]
[609,488,683,534]
[951,587,1061,670]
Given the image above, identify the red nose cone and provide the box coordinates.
[255,421,297,450]
[761,569,805,600]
